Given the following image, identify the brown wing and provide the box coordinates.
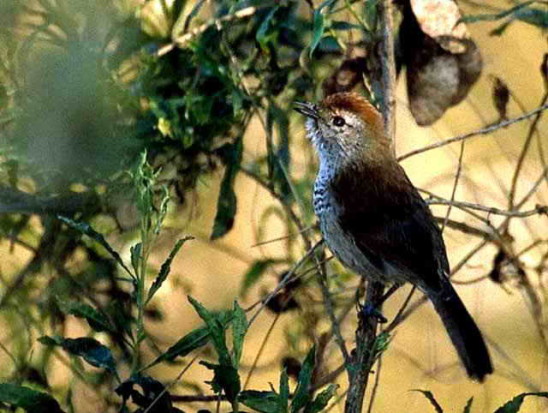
[331,162,449,291]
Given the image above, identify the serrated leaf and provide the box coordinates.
[493,392,548,413]
[279,369,289,413]
[147,236,193,303]
[0,383,65,413]
[57,215,133,277]
[150,325,210,366]
[412,390,444,413]
[232,301,247,368]
[240,390,280,413]
[200,362,240,403]
[291,346,315,413]
[187,296,231,366]
[130,242,142,274]
[210,137,242,240]
[39,336,118,377]
[373,331,391,359]
[305,384,338,413]
[241,259,275,297]
[463,397,474,413]
[58,301,113,333]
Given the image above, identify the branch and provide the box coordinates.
[507,91,548,210]
[379,0,397,144]
[0,186,99,216]
[345,1,395,412]
[397,103,548,162]
[156,6,261,56]
[429,199,548,218]
[344,282,385,413]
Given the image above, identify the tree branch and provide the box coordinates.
[0,186,99,216]
[397,103,548,162]
[345,1,396,412]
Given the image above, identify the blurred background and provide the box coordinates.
[0,0,547,412]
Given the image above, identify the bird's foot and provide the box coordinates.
[359,303,388,323]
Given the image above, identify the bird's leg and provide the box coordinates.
[356,281,389,323]
[360,303,388,323]
[358,282,403,322]
[378,283,402,305]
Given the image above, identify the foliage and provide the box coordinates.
[414,390,548,413]
[0,0,547,412]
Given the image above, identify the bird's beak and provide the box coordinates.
[293,101,320,119]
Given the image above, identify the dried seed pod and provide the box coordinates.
[401,0,483,125]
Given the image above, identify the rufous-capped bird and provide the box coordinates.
[294,92,493,381]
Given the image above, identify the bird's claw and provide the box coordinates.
[359,303,388,323]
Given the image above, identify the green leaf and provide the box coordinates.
[241,259,275,297]
[309,10,325,57]
[309,0,338,57]
[240,390,281,413]
[150,325,210,366]
[266,102,292,202]
[372,331,391,360]
[461,1,537,23]
[187,296,232,366]
[0,383,65,413]
[412,390,444,413]
[147,236,193,303]
[200,362,241,403]
[305,384,338,413]
[57,300,113,333]
[463,397,474,413]
[256,7,278,51]
[130,242,142,274]
[210,137,243,240]
[232,301,248,368]
[461,0,547,31]
[279,369,290,413]
[493,392,548,413]
[39,336,118,377]
[291,346,315,413]
[57,215,133,277]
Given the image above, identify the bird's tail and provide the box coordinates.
[427,280,493,381]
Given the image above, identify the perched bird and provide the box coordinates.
[294,92,493,381]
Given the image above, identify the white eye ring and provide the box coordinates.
[333,116,345,127]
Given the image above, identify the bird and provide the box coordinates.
[294,92,493,381]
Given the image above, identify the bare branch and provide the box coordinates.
[398,103,548,162]
[0,186,99,216]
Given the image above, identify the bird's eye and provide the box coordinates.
[332,116,345,127]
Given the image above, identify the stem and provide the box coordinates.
[344,1,396,412]
[344,282,385,413]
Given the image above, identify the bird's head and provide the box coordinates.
[294,92,391,167]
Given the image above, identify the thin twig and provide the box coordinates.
[397,104,548,162]
[507,91,548,211]
[441,141,466,233]
[156,6,262,56]
[242,313,281,390]
[429,199,548,218]
[146,354,200,412]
